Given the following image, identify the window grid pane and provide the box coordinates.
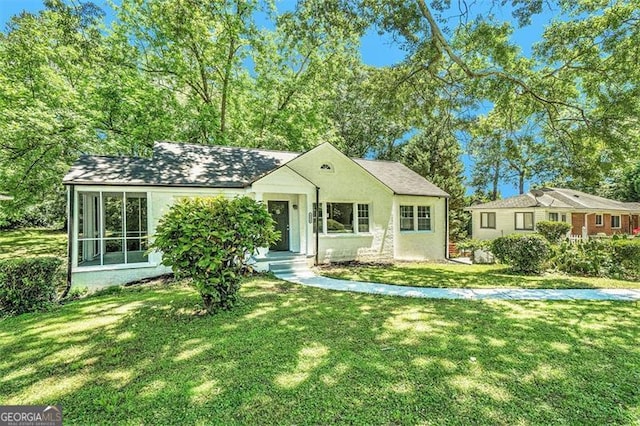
[400,205,414,231]
[357,204,369,233]
[313,203,324,233]
[417,206,431,231]
[77,191,148,267]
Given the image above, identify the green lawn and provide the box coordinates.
[1,278,639,425]
[320,262,640,289]
[0,228,67,259]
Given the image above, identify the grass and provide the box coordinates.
[320,262,640,290]
[0,228,67,259]
[1,277,639,425]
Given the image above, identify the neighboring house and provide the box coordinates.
[466,187,640,240]
[63,141,449,287]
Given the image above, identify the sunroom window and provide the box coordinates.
[77,192,149,267]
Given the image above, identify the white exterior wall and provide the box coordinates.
[287,144,396,263]
[71,185,244,289]
[470,208,572,240]
[394,195,447,260]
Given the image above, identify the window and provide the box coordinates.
[400,205,432,232]
[400,205,414,231]
[515,212,534,230]
[480,212,496,229]
[316,202,371,234]
[357,204,370,233]
[77,192,148,267]
[326,203,354,233]
[611,215,621,229]
[595,214,603,226]
[313,203,324,233]
[549,212,559,222]
[417,206,431,231]
[561,214,567,222]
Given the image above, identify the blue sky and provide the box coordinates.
[0,0,558,196]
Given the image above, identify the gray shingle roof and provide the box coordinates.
[63,142,298,187]
[466,187,639,212]
[63,141,449,197]
[353,159,449,197]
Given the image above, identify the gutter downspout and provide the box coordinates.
[444,198,449,259]
[315,187,319,266]
[62,185,74,299]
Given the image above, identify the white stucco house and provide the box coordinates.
[63,141,450,288]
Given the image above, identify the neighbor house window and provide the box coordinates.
[357,204,370,233]
[77,192,148,267]
[611,215,621,229]
[400,205,414,231]
[417,206,431,231]
[400,205,432,232]
[313,203,324,233]
[595,214,603,226]
[561,214,567,222]
[549,212,559,222]
[515,212,534,230]
[480,212,496,229]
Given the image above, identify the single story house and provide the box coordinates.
[466,187,640,240]
[63,141,450,288]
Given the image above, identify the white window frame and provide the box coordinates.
[400,205,433,232]
[595,214,603,227]
[480,212,496,229]
[549,212,559,222]
[76,190,151,269]
[316,202,371,235]
[515,212,534,231]
[611,214,621,229]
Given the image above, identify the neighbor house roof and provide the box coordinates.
[466,187,638,212]
[63,141,448,197]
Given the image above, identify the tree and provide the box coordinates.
[151,197,279,313]
[401,122,468,240]
[0,0,105,218]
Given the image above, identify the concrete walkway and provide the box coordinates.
[274,270,640,301]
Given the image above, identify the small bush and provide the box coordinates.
[0,257,63,316]
[536,221,572,243]
[491,234,551,274]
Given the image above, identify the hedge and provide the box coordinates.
[0,257,63,316]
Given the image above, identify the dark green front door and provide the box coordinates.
[268,200,290,251]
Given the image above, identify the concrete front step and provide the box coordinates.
[252,252,311,273]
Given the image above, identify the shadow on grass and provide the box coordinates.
[1,278,639,424]
[320,263,640,290]
[0,229,67,259]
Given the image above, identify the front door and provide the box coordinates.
[268,201,290,251]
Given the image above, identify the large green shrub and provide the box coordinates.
[491,234,551,274]
[151,196,279,313]
[536,220,572,243]
[552,240,613,277]
[611,238,640,279]
[0,257,63,316]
